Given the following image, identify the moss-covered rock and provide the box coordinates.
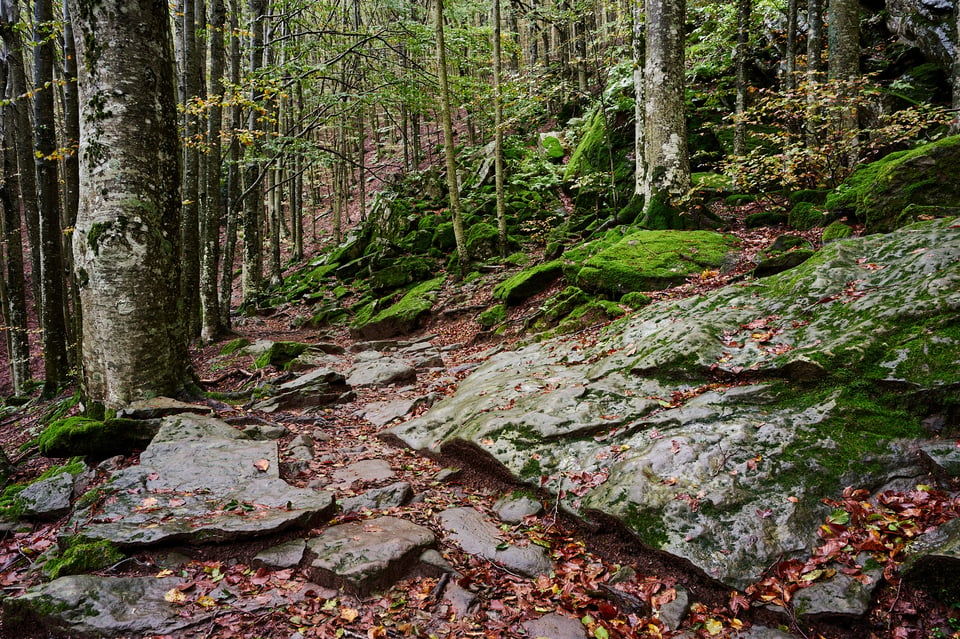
[219,338,251,356]
[351,277,446,340]
[788,201,830,230]
[493,260,564,306]
[253,341,311,370]
[572,230,738,297]
[788,189,829,206]
[369,256,435,292]
[37,417,161,458]
[822,221,854,244]
[41,538,124,580]
[478,304,507,329]
[745,211,789,228]
[466,223,502,260]
[620,291,652,309]
[826,135,960,232]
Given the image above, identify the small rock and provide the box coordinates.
[117,397,214,420]
[346,357,417,388]
[609,565,636,584]
[442,582,477,616]
[332,459,396,488]
[253,539,307,570]
[17,472,76,520]
[437,507,552,578]
[434,467,462,482]
[493,493,543,524]
[419,549,458,576]
[340,482,413,513]
[306,516,435,596]
[241,424,289,440]
[522,613,588,639]
[658,584,690,630]
[791,570,879,617]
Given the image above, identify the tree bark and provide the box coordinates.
[785,0,798,91]
[953,1,960,133]
[181,0,202,337]
[201,0,226,342]
[632,0,645,199]
[68,0,188,409]
[219,0,242,328]
[0,59,30,394]
[493,0,508,258]
[242,0,266,308]
[641,0,690,225]
[828,0,859,166]
[34,0,70,393]
[62,1,83,366]
[805,0,824,148]
[435,0,469,276]
[733,0,750,158]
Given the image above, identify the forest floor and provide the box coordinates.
[1,201,956,639]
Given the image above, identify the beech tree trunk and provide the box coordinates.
[806,0,824,147]
[953,2,960,133]
[34,0,70,393]
[828,0,859,166]
[68,0,187,409]
[219,0,242,328]
[435,0,469,275]
[181,0,202,337]
[242,0,267,307]
[640,0,690,225]
[733,0,750,158]
[201,0,226,342]
[493,0,508,258]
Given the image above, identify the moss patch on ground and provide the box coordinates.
[253,341,310,370]
[37,416,159,458]
[352,277,446,339]
[42,537,124,580]
[493,260,564,305]
[572,230,738,297]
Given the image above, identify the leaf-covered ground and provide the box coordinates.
[0,203,958,639]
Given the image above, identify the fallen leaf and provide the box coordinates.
[340,607,359,622]
[253,459,270,472]
[164,588,187,604]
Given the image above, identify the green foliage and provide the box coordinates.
[724,76,952,191]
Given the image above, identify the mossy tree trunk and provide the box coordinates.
[434,0,469,275]
[68,0,188,409]
[632,0,645,200]
[242,0,267,308]
[732,0,750,158]
[181,0,202,338]
[953,2,960,134]
[493,0,508,258]
[640,0,690,228]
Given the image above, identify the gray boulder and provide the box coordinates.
[437,507,552,578]
[388,218,960,594]
[346,357,417,387]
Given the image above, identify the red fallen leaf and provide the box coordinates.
[596,602,618,619]
[168,498,186,507]
[147,473,160,481]
[250,567,271,585]
[253,459,270,472]
[176,581,197,592]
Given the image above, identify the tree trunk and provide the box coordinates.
[201,0,226,342]
[785,0,798,91]
[953,2,960,133]
[68,0,188,409]
[805,0,824,148]
[435,0,469,276]
[0,0,41,332]
[242,0,266,308]
[181,0,202,337]
[632,0,645,199]
[640,0,690,226]
[34,0,70,393]
[828,0,859,166]
[493,0,508,258]
[0,62,30,394]
[733,0,750,158]
[219,0,242,328]
[62,1,83,367]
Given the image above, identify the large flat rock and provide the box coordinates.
[71,414,335,547]
[389,218,960,593]
[306,516,435,596]
[438,507,552,578]
[2,575,204,637]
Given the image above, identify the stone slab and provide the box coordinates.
[438,507,552,578]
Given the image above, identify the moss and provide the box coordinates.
[42,537,124,580]
[369,256,435,291]
[504,252,530,267]
[541,134,565,160]
[253,341,310,370]
[432,221,456,251]
[478,304,507,329]
[36,416,155,458]
[493,260,564,305]
[745,211,789,228]
[826,136,960,232]
[821,221,854,243]
[574,230,737,296]
[639,190,694,230]
[620,291,651,309]
[563,109,608,180]
[520,457,542,480]
[725,194,756,206]
[219,338,251,356]
[466,223,502,260]
[788,201,829,230]
[616,194,645,226]
[557,300,625,333]
[623,503,668,548]
[789,189,829,206]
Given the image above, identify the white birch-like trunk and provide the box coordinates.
[68,0,187,409]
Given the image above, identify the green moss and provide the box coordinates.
[623,503,667,548]
[541,134,565,160]
[478,304,507,329]
[219,338,251,356]
[36,416,155,458]
[42,537,124,580]
[639,190,694,230]
[620,291,651,309]
[504,252,530,267]
[253,341,310,370]
[745,211,789,228]
[493,260,564,305]
[821,221,854,243]
[789,189,829,206]
[520,457,542,480]
[466,223,502,260]
[788,201,829,230]
[574,230,737,296]
[564,109,608,180]
[725,194,756,206]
